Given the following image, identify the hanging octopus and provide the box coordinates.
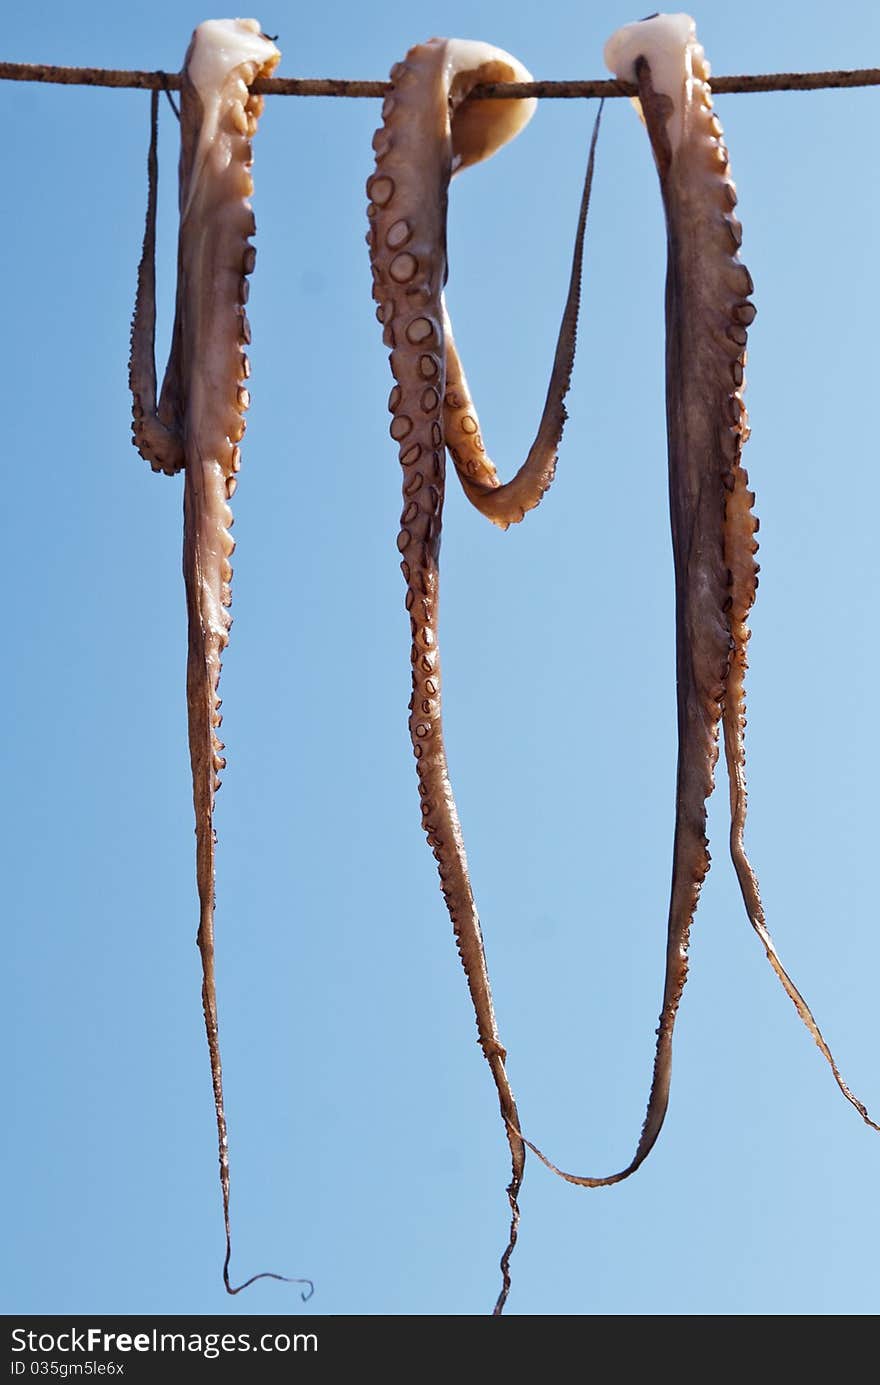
[512,12,879,1189]
[128,17,309,1296]
[366,36,600,1312]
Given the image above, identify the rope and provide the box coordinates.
[1,61,879,97]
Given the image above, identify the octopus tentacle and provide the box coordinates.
[518,12,877,1190]
[367,37,539,1313]
[442,103,603,530]
[129,20,313,1294]
[176,19,295,1294]
[503,16,738,1191]
[721,402,879,1131]
[128,89,184,476]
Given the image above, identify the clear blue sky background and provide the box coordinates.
[3,0,878,1317]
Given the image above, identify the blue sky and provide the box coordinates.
[3,0,878,1316]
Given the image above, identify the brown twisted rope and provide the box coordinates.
[1,61,879,97]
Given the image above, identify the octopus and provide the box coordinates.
[128,18,309,1296]
[514,12,880,1190]
[366,36,601,1312]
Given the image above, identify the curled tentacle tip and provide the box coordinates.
[223,1265,315,1298]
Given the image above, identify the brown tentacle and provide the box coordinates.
[721,365,880,1133]
[176,25,310,1294]
[129,88,184,476]
[443,102,603,529]
[495,24,738,1193]
[367,37,536,1312]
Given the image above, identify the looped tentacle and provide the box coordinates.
[443,102,604,529]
